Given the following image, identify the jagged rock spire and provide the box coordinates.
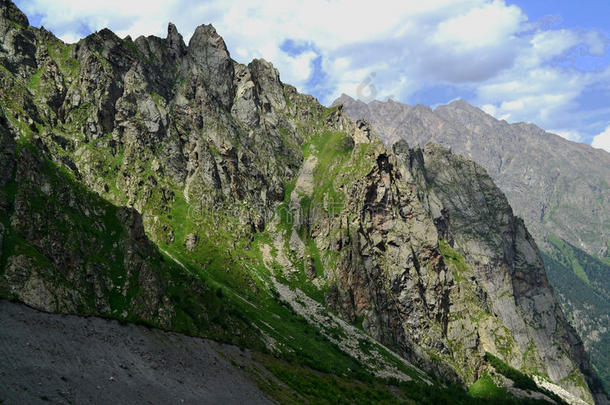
[166,22,186,60]
[186,24,235,110]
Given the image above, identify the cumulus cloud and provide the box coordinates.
[592,126,610,152]
[17,0,528,95]
[15,0,610,145]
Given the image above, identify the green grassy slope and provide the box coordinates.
[543,237,610,392]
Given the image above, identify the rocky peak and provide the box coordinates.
[331,93,369,117]
[435,99,496,128]
[332,93,356,105]
[166,22,186,61]
[445,99,473,110]
[0,0,28,27]
[248,58,285,112]
[323,104,352,133]
[186,24,235,109]
[77,28,134,75]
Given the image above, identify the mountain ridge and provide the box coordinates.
[0,1,607,403]
[334,92,610,395]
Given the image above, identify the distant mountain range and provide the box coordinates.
[333,93,610,392]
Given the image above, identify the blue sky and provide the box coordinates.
[14,0,610,151]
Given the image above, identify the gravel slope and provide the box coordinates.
[0,300,274,404]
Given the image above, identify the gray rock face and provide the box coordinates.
[248,58,286,112]
[186,24,235,110]
[335,93,610,396]
[322,142,455,379]
[0,0,28,26]
[231,62,260,127]
[0,0,36,76]
[166,22,187,61]
[353,119,372,144]
[184,233,199,251]
[0,106,15,187]
[399,142,603,402]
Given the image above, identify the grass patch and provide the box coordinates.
[486,352,537,391]
[26,69,42,90]
[469,372,508,400]
[485,353,567,404]
[548,235,591,285]
[439,239,468,282]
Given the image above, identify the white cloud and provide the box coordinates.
[591,126,610,152]
[524,29,579,67]
[18,0,527,95]
[16,0,610,145]
[19,0,180,41]
[432,1,524,50]
[277,50,318,90]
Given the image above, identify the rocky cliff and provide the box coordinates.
[334,93,610,392]
[397,142,602,401]
[0,1,606,403]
